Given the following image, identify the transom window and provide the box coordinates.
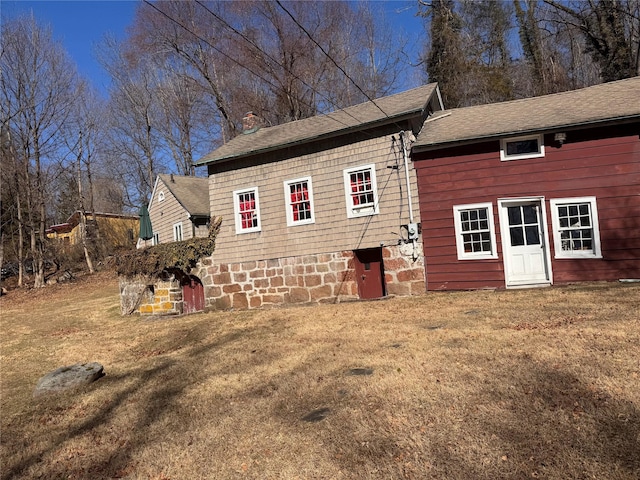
[343,164,379,218]
[500,134,544,161]
[550,197,602,258]
[233,187,261,234]
[284,177,315,226]
[453,203,498,260]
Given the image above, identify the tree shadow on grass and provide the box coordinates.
[1,323,283,480]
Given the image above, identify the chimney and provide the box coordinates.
[242,112,261,134]
[170,173,175,183]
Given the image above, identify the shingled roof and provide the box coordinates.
[196,83,442,165]
[413,76,640,151]
[157,174,209,217]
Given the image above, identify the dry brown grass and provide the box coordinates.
[1,272,639,480]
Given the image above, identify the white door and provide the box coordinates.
[499,199,551,287]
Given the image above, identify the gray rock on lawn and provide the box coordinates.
[33,362,104,397]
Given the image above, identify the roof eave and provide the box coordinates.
[196,109,427,166]
[412,114,640,153]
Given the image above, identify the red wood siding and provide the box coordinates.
[414,123,640,290]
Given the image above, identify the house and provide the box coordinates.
[411,77,640,290]
[190,84,444,309]
[47,211,138,249]
[138,174,210,248]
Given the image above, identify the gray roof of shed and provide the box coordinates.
[157,174,209,217]
[414,76,640,151]
[196,83,441,165]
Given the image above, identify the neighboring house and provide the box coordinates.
[138,174,210,248]
[47,211,138,249]
[191,84,444,309]
[411,77,640,290]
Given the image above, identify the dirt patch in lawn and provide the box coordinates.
[1,276,639,479]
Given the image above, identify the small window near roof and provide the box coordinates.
[158,191,165,202]
[500,134,544,161]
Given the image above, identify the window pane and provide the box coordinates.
[506,139,539,155]
[525,225,540,245]
[508,207,522,226]
[523,205,537,224]
[510,226,524,246]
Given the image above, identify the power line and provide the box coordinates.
[275,0,390,119]
[192,0,368,128]
[142,0,359,134]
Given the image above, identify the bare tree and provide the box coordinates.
[1,16,79,287]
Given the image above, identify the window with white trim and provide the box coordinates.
[152,232,160,246]
[453,203,498,260]
[158,191,165,202]
[233,187,261,234]
[550,197,602,258]
[173,222,183,242]
[284,177,315,226]
[343,164,379,218]
[500,134,544,161]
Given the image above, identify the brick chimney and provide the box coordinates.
[242,112,261,134]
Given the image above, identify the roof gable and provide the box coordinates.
[196,83,441,165]
[156,174,210,217]
[413,77,640,151]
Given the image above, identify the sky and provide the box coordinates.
[1,0,426,95]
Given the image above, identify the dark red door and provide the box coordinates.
[182,275,204,314]
[354,248,385,299]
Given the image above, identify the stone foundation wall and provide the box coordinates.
[193,243,425,310]
[137,277,183,316]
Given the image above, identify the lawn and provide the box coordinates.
[1,272,639,479]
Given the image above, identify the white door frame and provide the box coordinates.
[498,197,553,288]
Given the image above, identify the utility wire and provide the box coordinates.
[142,0,358,133]
[193,0,372,129]
[275,0,390,119]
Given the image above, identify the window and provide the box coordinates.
[173,222,183,242]
[158,191,165,202]
[152,232,160,246]
[453,203,498,260]
[233,187,261,234]
[550,197,602,258]
[343,164,379,218]
[500,134,544,161]
[284,177,315,226]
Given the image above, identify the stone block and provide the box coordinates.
[285,275,298,287]
[215,295,232,310]
[411,280,426,295]
[154,289,169,297]
[323,272,337,284]
[310,285,332,301]
[289,287,310,303]
[223,284,242,293]
[250,269,266,279]
[318,253,333,263]
[205,286,222,297]
[263,294,284,304]
[303,255,318,264]
[266,268,277,277]
[213,272,232,284]
[316,264,329,273]
[384,258,410,272]
[270,276,284,287]
[241,261,256,271]
[249,296,262,308]
[254,278,269,288]
[231,263,241,272]
[139,304,153,314]
[267,258,280,268]
[233,272,247,282]
[305,274,322,287]
[397,268,425,282]
[386,282,410,296]
[233,293,248,309]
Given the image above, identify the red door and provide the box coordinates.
[354,248,385,299]
[182,275,204,314]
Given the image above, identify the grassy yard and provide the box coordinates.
[1,272,639,479]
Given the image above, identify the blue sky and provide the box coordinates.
[2,0,426,94]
